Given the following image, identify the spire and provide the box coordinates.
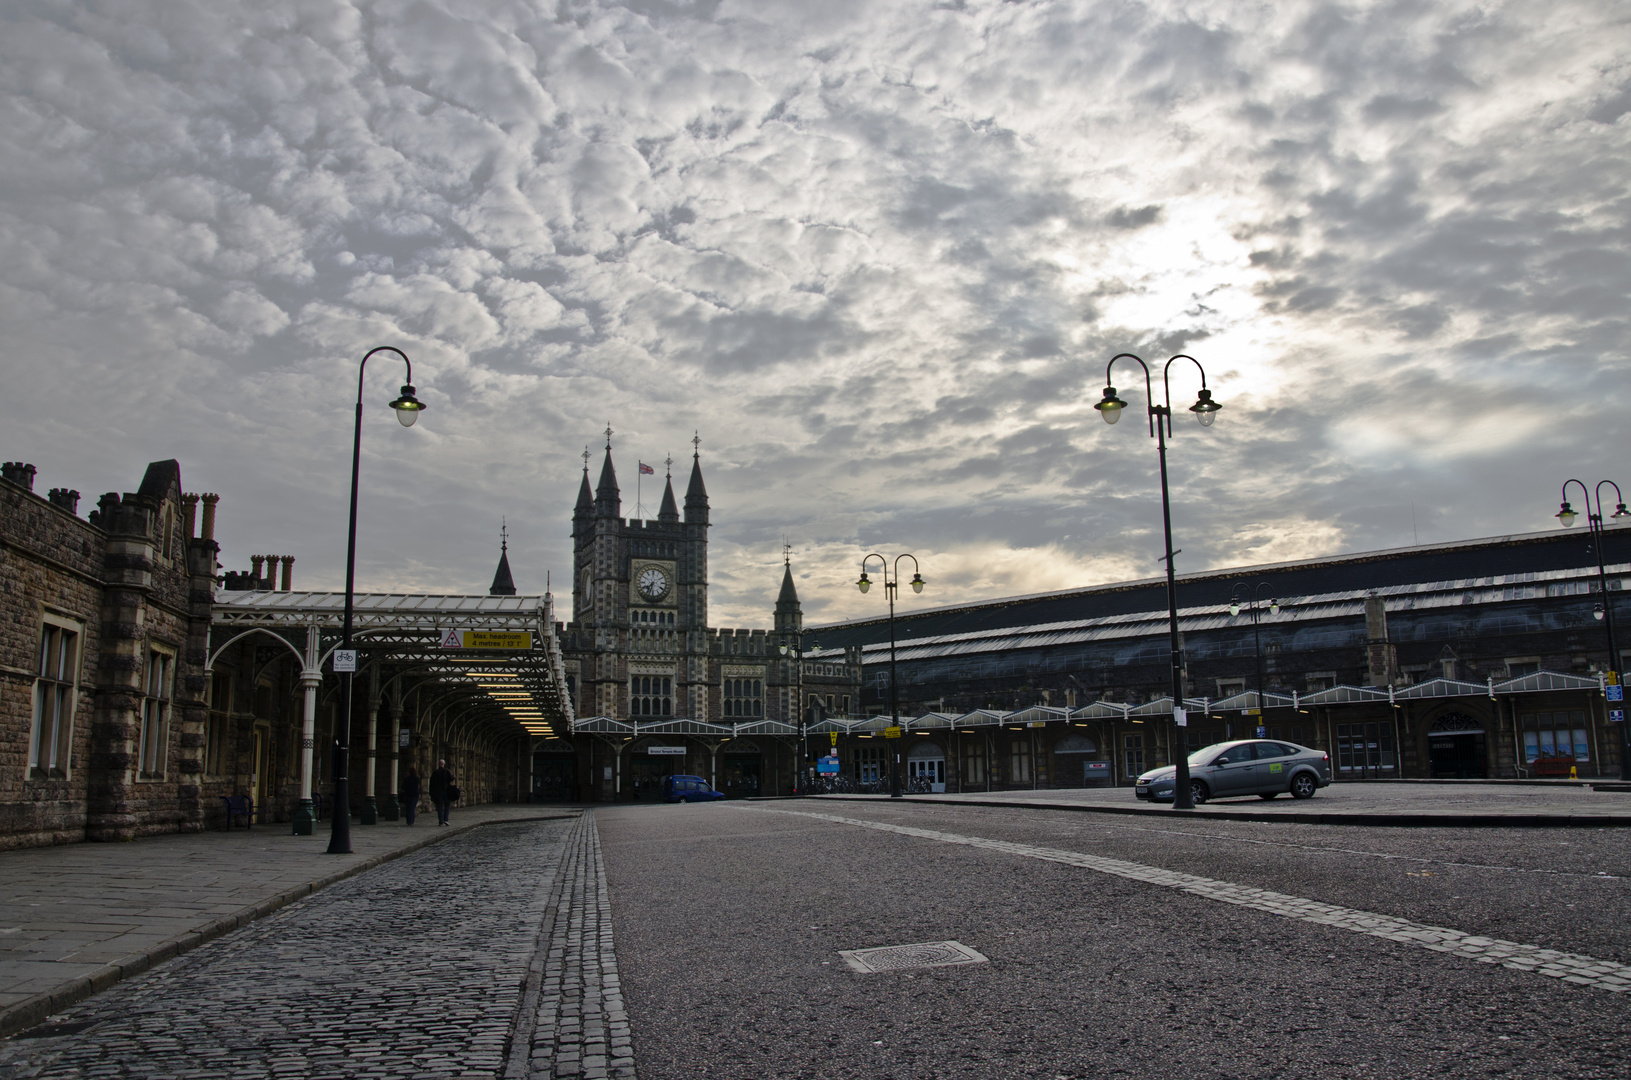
[658,453,679,523]
[684,432,708,525]
[489,520,517,596]
[574,446,593,521]
[774,541,802,634]
[595,425,620,517]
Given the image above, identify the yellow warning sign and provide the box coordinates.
[440,629,533,650]
[885,726,903,739]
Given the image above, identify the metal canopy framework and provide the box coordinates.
[210,591,574,738]
[566,670,1610,740]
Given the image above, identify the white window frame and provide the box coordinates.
[138,646,176,780]
[30,615,83,780]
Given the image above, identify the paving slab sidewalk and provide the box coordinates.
[0,804,581,1037]
[803,780,1631,826]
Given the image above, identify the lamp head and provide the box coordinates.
[1269,598,1280,615]
[857,572,871,594]
[391,384,425,427]
[910,573,925,594]
[1190,387,1221,427]
[1094,386,1127,425]
[1229,602,1241,617]
[1557,501,1577,527]
[1614,503,1630,519]
[1595,604,1605,621]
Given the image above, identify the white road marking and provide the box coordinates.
[745,806,1631,994]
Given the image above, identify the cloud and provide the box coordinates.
[0,0,1628,630]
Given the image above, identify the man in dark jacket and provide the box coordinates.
[429,759,455,826]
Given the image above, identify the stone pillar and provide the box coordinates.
[86,493,154,841]
[177,529,219,834]
[360,666,380,825]
[379,687,402,821]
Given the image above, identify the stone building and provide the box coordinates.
[810,524,1631,788]
[551,439,862,801]
[1,459,216,848]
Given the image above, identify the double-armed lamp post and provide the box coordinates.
[1229,582,1278,739]
[327,346,425,855]
[1555,479,1630,781]
[857,554,924,798]
[1095,353,1221,810]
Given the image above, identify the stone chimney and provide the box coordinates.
[199,493,219,541]
[1,462,37,491]
[47,488,80,515]
[250,555,265,586]
[279,555,294,591]
[181,493,199,538]
[1364,593,1398,687]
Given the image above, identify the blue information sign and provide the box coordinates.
[1607,685,1624,703]
[1255,726,1268,739]
[1611,708,1625,724]
[817,756,840,774]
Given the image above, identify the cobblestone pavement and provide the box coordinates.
[508,814,634,1080]
[761,806,1631,993]
[0,805,572,1024]
[0,815,632,1080]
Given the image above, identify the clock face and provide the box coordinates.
[637,566,671,602]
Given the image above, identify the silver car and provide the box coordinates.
[1134,739,1332,804]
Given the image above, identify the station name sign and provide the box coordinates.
[439,629,534,650]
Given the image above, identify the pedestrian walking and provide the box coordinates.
[402,767,421,826]
[430,759,454,826]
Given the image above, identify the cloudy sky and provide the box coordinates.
[3,0,1629,627]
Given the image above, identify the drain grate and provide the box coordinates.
[838,940,988,974]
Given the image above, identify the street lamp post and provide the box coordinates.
[328,346,425,855]
[1229,583,1279,741]
[857,554,925,799]
[1555,480,1630,781]
[1095,353,1221,810]
[779,632,819,795]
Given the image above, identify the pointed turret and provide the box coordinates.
[774,559,802,635]
[595,447,620,518]
[684,439,709,526]
[658,473,679,523]
[574,459,593,520]
[489,523,517,596]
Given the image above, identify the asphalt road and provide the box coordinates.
[597,800,1630,1080]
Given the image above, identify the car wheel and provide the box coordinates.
[1189,780,1208,805]
[1258,792,1277,800]
[1290,773,1317,799]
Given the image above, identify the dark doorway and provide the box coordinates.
[720,754,762,798]
[532,754,577,801]
[1428,733,1487,778]
[629,755,675,800]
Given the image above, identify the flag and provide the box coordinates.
[638,461,655,475]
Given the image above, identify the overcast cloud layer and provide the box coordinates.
[3,0,1629,627]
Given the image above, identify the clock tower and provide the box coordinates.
[564,432,710,722]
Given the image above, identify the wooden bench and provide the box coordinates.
[220,795,254,830]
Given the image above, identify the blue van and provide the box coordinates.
[663,774,726,803]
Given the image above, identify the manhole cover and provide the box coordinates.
[838,940,988,974]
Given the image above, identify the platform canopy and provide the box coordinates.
[209,590,574,739]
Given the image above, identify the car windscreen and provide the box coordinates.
[1187,743,1231,765]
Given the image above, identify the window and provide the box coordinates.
[1505,658,1541,678]
[139,649,175,779]
[205,672,231,777]
[1335,722,1396,773]
[961,738,986,786]
[1124,734,1145,778]
[1008,738,1033,784]
[840,695,850,716]
[857,746,885,784]
[31,621,81,779]
[630,676,672,717]
[1215,678,1246,697]
[1520,711,1589,763]
[723,678,762,718]
[1306,673,1336,692]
